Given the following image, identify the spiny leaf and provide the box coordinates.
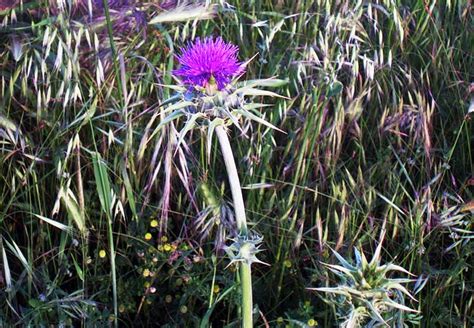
[176,112,205,150]
[233,109,284,133]
[207,118,225,162]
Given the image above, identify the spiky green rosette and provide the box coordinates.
[224,233,269,268]
[310,234,419,327]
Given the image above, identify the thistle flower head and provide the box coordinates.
[174,37,245,92]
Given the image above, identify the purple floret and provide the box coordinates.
[174,37,245,90]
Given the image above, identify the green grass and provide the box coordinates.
[0,0,473,327]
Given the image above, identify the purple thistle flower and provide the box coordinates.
[174,37,245,91]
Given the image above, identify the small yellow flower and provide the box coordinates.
[307,318,318,327]
[157,245,164,251]
[99,250,107,258]
[276,317,284,323]
[163,243,172,252]
[144,233,152,241]
[161,236,168,243]
[283,259,292,268]
[143,268,151,277]
[213,285,220,294]
[180,305,188,314]
[144,281,151,288]
[150,219,159,228]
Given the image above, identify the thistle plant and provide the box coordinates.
[310,232,419,327]
[157,36,285,327]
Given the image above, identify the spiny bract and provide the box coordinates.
[310,233,420,327]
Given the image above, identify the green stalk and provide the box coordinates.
[239,263,253,327]
[215,125,252,328]
[89,123,118,328]
[106,215,118,328]
[215,125,248,235]
[101,0,124,108]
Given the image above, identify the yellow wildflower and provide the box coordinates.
[163,243,172,252]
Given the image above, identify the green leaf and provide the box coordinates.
[220,107,243,132]
[60,187,87,235]
[92,152,113,218]
[176,113,205,149]
[327,80,343,98]
[236,78,289,88]
[33,214,71,232]
[234,109,284,133]
[236,87,288,99]
[147,108,186,142]
[71,254,84,282]
[121,162,137,221]
[199,286,235,328]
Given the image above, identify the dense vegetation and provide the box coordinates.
[0,1,472,327]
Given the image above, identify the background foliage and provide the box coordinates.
[0,0,472,326]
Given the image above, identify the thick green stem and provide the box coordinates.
[215,125,248,235]
[240,263,253,328]
[215,125,253,327]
